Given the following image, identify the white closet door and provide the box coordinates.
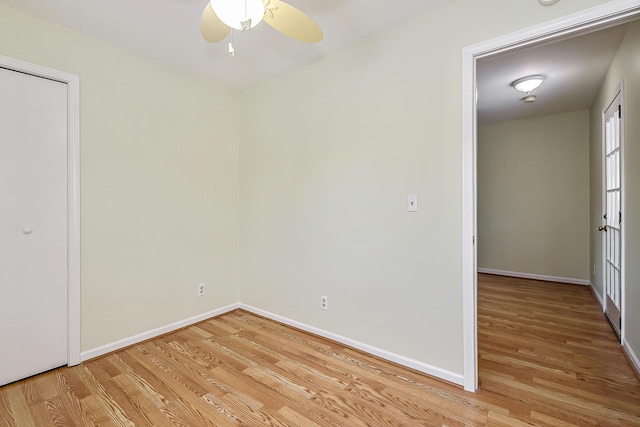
[0,67,68,385]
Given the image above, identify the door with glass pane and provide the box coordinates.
[601,91,622,339]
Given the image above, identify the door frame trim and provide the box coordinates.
[0,55,80,366]
[462,0,640,392]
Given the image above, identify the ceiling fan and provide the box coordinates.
[201,0,323,53]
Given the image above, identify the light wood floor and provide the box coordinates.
[1,274,639,426]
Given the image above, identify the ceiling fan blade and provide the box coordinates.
[201,4,230,43]
[263,0,323,43]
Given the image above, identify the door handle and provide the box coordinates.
[598,225,608,232]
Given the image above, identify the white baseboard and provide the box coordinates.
[477,268,590,286]
[80,303,241,361]
[623,339,640,378]
[237,303,464,387]
[80,301,463,388]
[588,282,605,309]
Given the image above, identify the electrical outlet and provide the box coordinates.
[320,295,328,310]
[197,283,206,296]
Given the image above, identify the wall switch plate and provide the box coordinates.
[197,283,206,296]
[408,195,418,212]
[320,295,328,310]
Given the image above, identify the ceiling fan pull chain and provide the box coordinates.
[228,30,235,57]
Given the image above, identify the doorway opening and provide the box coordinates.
[462,2,640,392]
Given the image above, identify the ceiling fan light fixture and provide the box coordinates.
[512,75,545,93]
[211,0,264,31]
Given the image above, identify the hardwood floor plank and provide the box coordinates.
[76,364,135,427]
[199,393,248,426]
[21,371,58,405]
[108,353,169,408]
[27,401,59,427]
[277,405,324,427]
[168,395,229,427]
[132,343,212,399]
[275,358,349,391]
[343,380,469,426]
[3,384,36,427]
[1,273,639,426]
[53,370,100,427]
[110,376,169,427]
[116,350,181,406]
[0,389,18,427]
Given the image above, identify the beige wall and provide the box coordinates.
[478,111,590,281]
[0,0,619,378]
[239,0,610,375]
[0,6,240,351]
[590,20,640,357]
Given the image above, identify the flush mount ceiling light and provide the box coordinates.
[512,75,545,93]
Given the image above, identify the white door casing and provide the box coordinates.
[0,56,80,383]
[462,1,640,392]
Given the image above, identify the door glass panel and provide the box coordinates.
[603,93,622,336]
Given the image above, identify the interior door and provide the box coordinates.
[0,67,68,385]
[601,91,622,339]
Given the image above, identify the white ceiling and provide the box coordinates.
[2,1,632,121]
[477,23,629,125]
[0,0,458,89]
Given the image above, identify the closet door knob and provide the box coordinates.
[23,228,33,235]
